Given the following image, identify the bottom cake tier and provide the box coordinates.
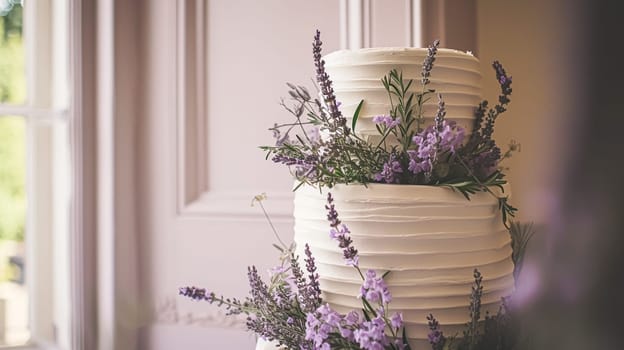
[293,183,515,348]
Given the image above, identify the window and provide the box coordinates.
[0,0,70,348]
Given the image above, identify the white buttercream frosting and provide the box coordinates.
[293,184,515,345]
[323,47,481,143]
[255,338,284,350]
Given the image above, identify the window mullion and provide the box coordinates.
[23,0,57,347]
[0,106,68,121]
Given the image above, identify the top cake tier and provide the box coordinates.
[323,47,482,142]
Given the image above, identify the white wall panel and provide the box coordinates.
[139,1,341,349]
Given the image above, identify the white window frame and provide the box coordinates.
[0,1,71,349]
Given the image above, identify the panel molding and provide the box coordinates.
[175,1,412,219]
[176,0,208,212]
[175,0,294,219]
[342,0,424,49]
[406,0,423,47]
[340,0,371,49]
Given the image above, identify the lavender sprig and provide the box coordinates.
[430,94,447,178]
[313,30,348,135]
[471,61,513,146]
[426,314,445,350]
[304,244,322,308]
[325,193,360,269]
[421,39,440,85]
[178,286,254,315]
[465,269,484,349]
[290,252,315,313]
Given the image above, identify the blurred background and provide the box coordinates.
[0,0,622,349]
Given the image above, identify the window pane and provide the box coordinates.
[0,116,29,346]
[0,2,25,104]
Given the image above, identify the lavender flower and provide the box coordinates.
[469,269,484,326]
[433,94,446,133]
[325,192,341,227]
[372,114,401,129]
[353,316,389,350]
[468,100,489,145]
[493,60,512,105]
[469,60,513,149]
[410,121,465,178]
[326,193,359,266]
[340,311,360,340]
[469,146,501,178]
[271,153,318,180]
[304,244,322,306]
[290,253,318,313]
[248,266,271,306]
[179,286,210,301]
[359,269,392,305]
[313,30,348,134]
[305,304,343,349]
[421,39,440,85]
[390,312,403,329]
[464,269,484,347]
[426,313,445,349]
[374,153,403,184]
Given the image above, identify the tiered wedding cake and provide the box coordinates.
[292,48,515,348]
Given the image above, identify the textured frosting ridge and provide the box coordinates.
[323,47,481,142]
[293,184,515,343]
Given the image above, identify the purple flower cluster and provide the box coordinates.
[353,316,389,350]
[304,301,405,350]
[360,270,392,305]
[409,120,465,176]
[325,193,359,266]
[391,313,403,329]
[305,304,361,349]
[374,153,403,184]
[470,146,502,178]
[372,114,401,129]
[426,313,444,349]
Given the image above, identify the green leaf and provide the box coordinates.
[352,99,364,132]
[402,327,411,350]
[361,298,377,317]
[362,308,372,322]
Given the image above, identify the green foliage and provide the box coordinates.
[508,222,535,282]
[0,6,25,241]
[0,117,25,241]
[0,6,25,104]
[380,69,419,150]
[261,83,384,188]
